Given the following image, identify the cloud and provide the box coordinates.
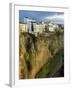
[44,14,64,21]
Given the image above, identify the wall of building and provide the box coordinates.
[19,24,26,33]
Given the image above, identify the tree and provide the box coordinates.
[31,23,34,32]
[45,25,49,32]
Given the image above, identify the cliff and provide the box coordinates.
[19,31,64,79]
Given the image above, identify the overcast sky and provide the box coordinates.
[19,10,64,24]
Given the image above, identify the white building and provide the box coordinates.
[19,23,26,33]
[20,17,47,36]
[24,17,45,35]
[48,23,59,32]
[24,17,36,33]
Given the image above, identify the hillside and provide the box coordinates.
[19,31,64,79]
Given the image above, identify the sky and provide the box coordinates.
[19,10,64,24]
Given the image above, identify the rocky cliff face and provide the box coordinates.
[19,31,64,79]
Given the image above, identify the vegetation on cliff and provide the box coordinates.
[19,31,64,79]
